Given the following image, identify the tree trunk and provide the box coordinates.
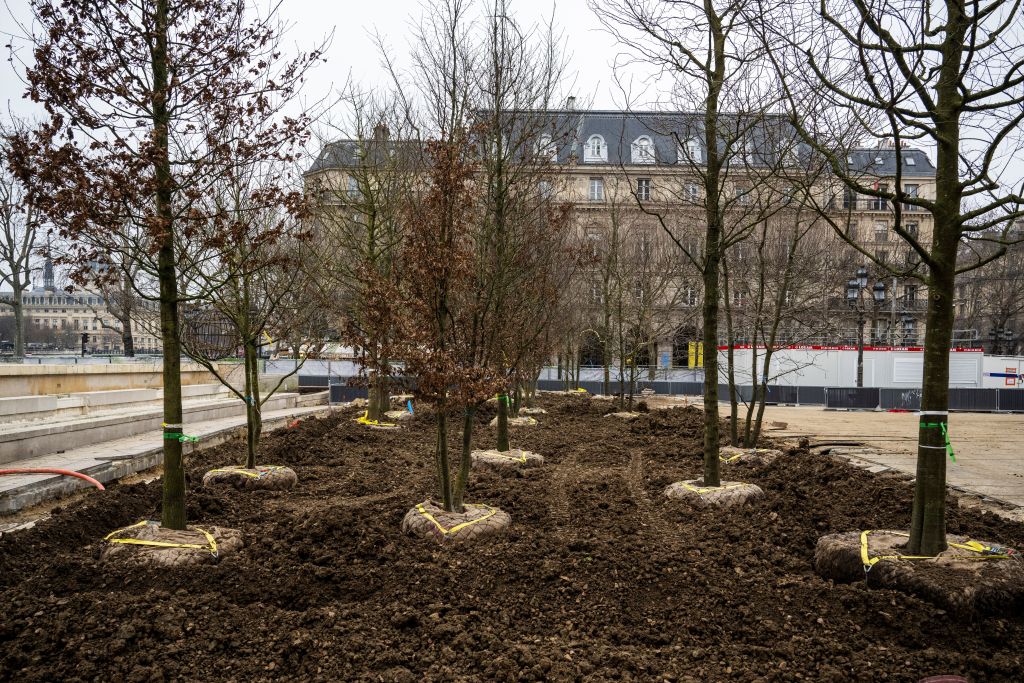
[11,285,24,359]
[452,404,476,513]
[367,371,387,422]
[436,397,453,511]
[244,339,263,469]
[122,318,135,357]
[721,260,739,445]
[496,392,510,451]
[512,385,522,417]
[153,0,185,531]
[907,11,964,556]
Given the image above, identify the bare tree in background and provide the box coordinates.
[0,123,40,359]
[767,0,1024,554]
[308,87,416,422]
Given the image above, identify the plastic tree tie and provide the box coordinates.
[920,421,956,462]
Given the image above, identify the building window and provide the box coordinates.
[869,184,889,211]
[538,134,557,162]
[346,176,359,198]
[735,185,750,205]
[905,155,916,167]
[680,138,702,164]
[588,177,605,201]
[636,178,651,201]
[903,183,919,211]
[539,180,553,199]
[874,221,888,242]
[685,182,699,204]
[584,135,607,163]
[631,136,655,164]
[684,286,697,307]
[906,222,919,238]
[732,290,746,307]
[905,284,918,302]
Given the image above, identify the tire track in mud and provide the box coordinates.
[626,448,673,538]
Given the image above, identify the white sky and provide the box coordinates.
[0,0,625,121]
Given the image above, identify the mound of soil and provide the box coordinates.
[2,401,1024,681]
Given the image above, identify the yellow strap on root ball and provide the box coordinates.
[206,465,286,479]
[357,411,396,427]
[679,481,746,495]
[103,520,219,557]
[720,454,744,463]
[860,529,1014,570]
[415,502,499,536]
[493,451,528,463]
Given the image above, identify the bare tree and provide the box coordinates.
[0,123,40,359]
[592,0,794,488]
[768,0,1024,554]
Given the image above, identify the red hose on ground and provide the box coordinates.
[0,468,105,491]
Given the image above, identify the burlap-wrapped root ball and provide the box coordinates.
[384,410,414,422]
[815,530,1024,615]
[471,448,544,472]
[202,465,298,491]
[719,446,784,465]
[606,411,642,420]
[101,520,243,567]
[519,407,547,415]
[401,499,511,544]
[664,480,764,508]
[488,416,538,427]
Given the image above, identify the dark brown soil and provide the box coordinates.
[2,396,1024,681]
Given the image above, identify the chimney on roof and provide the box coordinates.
[565,96,576,111]
[373,123,389,141]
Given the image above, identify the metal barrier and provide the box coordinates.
[949,388,999,412]
[998,389,1024,412]
[325,374,1024,412]
[880,388,922,411]
[826,387,881,410]
[299,375,331,388]
[329,384,368,403]
[797,386,826,406]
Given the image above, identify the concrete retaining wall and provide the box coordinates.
[0,363,232,398]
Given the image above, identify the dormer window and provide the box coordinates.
[680,138,702,164]
[538,134,557,162]
[631,136,655,164]
[905,155,916,166]
[584,134,607,163]
[875,156,884,165]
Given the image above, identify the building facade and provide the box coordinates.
[307,107,939,370]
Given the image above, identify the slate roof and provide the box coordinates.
[307,109,935,178]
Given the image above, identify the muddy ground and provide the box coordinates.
[1,395,1023,682]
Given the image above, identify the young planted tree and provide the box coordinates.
[181,168,318,474]
[0,123,40,359]
[20,0,323,530]
[308,89,416,423]
[769,0,1024,554]
[468,0,572,452]
[593,0,792,488]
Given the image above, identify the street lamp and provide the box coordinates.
[847,268,887,387]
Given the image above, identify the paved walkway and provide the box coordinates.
[758,406,1024,506]
[0,404,333,514]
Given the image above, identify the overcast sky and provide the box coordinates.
[0,0,623,122]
